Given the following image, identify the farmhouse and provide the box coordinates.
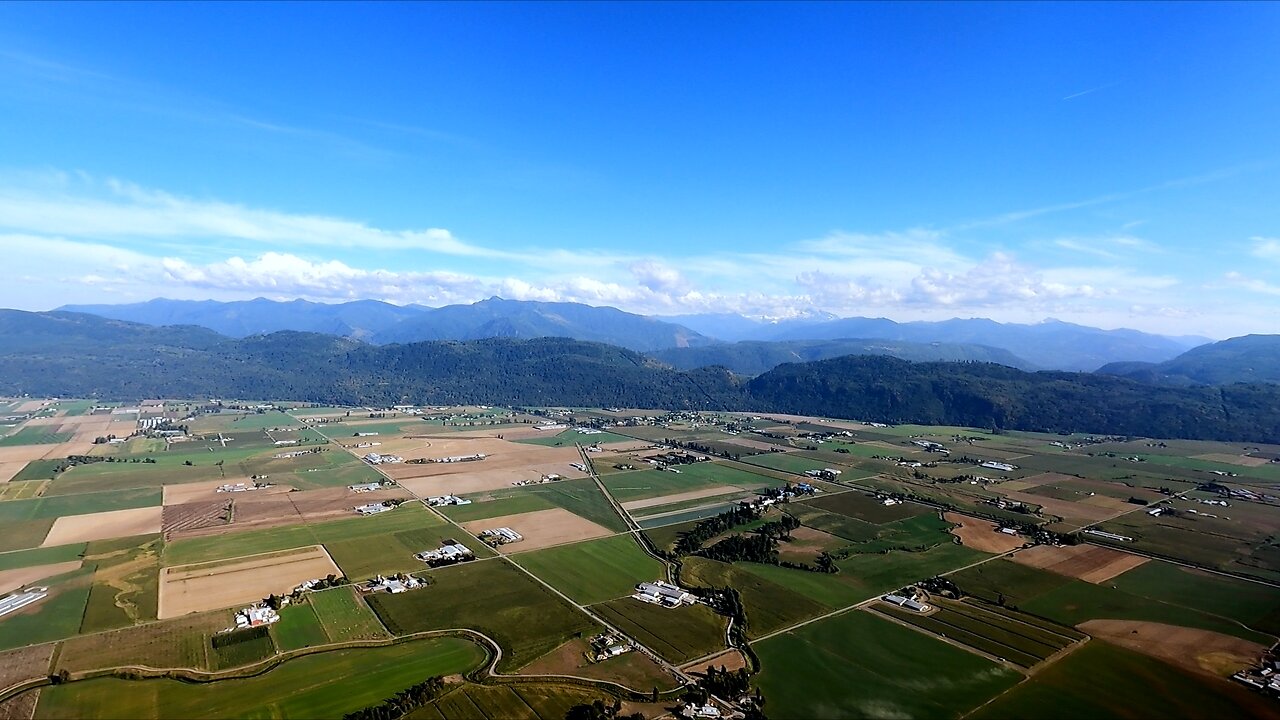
[428,453,487,463]
[234,605,280,628]
[354,503,391,515]
[980,461,1017,472]
[355,432,380,437]
[882,594,930,612]
[1084,529,1133,542]
[633,580,695,608]
[216,482,271,493]
[363,452,403,464]
[426,494,471,506]
[479,527,523,546]
[534,423,568,431]
[416,542,475,566]
[273,439,298,446]
[349,482,385,493]
[367,575,424,594]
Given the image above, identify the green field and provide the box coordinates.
[0,518,54,552]
[271,603,330,652]
[971,640,1278,720]
[754,609,1021,719]
[589,596,726,664]
[163,503,462,567]
[324,519,492,580]
[79,535,162,633]
[681,557,832,638]
[803,490,932,524]
[1109,561,1280,635]
[308,586,389,642]
[10,461,62,482]
[951,558,1278,644]
[423,682,615,720]
[740,451,834,475]
[365,560,597,671]
[36,636,487,720]
[514,533,663,605]
[0,427,73,446]
[209,626,277,670]
[874,602,1070,668]
[601,462,778,503]
[0,486,160,524]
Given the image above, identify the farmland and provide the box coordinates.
[365,559,598,671]
[4,401,1280,719]
[514,533,663,605]
[754,609,1021,719]
[35,637,487,719]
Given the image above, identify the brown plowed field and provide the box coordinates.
[1001,491,1115,524]
[161,501,232,539]
[1080,620,1265,676]
[944,513,1025,553]
[462,507,613,553]
[0,643,55,693]
[41,506,163,547]
[518,638,678,690]
[158,544,340,618]
[0,562,82,594]
[1010,544,1148,583]
[682,649,749,675]
[163,487,409,541]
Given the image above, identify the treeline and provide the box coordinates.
[343,676,446,720]
[669,506,761,556]
[7,310,1280,443]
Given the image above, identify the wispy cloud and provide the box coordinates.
[1063,81,1121,101]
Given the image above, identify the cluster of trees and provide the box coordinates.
[342,675,447,720]
[563,699,644,720]
[700,533,778,565]
[670,506,761,556]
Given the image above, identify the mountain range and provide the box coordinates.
[60,297,1209,372]
[4,309,1280,443]
[1098,334,1280,386]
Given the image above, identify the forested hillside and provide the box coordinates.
[4,310,1280,443]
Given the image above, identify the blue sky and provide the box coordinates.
[0,2,1277,337]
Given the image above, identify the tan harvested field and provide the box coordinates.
[518,638,679,690]
[0,643,55,693]
[158,544,340,618]
[622,485,743,511]
[0,562,82,595]
[462,507,613,553]
[165,487,409,541]
[682,649,749,675]
[776,526,845,561]
[1001,490,1115,524]
[0,461,27,483]
[999,471,1079,492]
[1080,620,1265,676]
[0,446,55,464]
[0,689,38,720]
[41,506,162,547]
[161,478,295,506]
[1195,453,1271,468]
[13,401,49,413]
[391,458,586,496]
[944,513,1026,553]
[1010,544,1148,583]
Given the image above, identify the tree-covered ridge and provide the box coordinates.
[4,310,1280,443]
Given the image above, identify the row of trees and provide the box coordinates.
[342,675,447,720]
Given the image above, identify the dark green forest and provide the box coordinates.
[4,310,1280,443]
